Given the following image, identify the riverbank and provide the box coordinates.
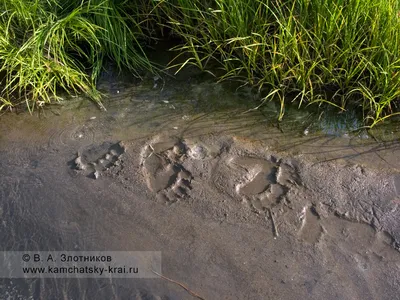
[1,71,400,299]
[2,0,400,127]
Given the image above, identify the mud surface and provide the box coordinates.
[1,74,400,299]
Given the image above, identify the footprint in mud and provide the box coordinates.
[141,138,193,203]
[230,156,277,196]
[215,155,299,213]
[298,206,323,243]
[71,142,125,179]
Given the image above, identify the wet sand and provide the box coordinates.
[1,76,400,299]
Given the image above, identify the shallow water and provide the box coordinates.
[1,70,400,300]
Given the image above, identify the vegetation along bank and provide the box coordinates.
[1,0,400,127]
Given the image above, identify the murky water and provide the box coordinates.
[1,68,400,300]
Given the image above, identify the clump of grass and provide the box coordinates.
[0,0,154,111]
[153,0,400,127]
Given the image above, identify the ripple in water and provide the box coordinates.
[48,123,96,152]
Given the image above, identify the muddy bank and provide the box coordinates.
[1,76,400,299]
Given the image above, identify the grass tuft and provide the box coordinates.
[2,0,400,128]
[152,0,400,127]
[0,0,154,111]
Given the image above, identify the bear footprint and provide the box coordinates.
[72,142,125,179]
[141,140,192,202]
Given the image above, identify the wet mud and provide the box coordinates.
[1,74,400,299]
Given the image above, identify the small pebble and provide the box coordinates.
[189,145,206,160]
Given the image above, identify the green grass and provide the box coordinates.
[0,0,154,111]
[152,0,400,127]
[2,0,400,128]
